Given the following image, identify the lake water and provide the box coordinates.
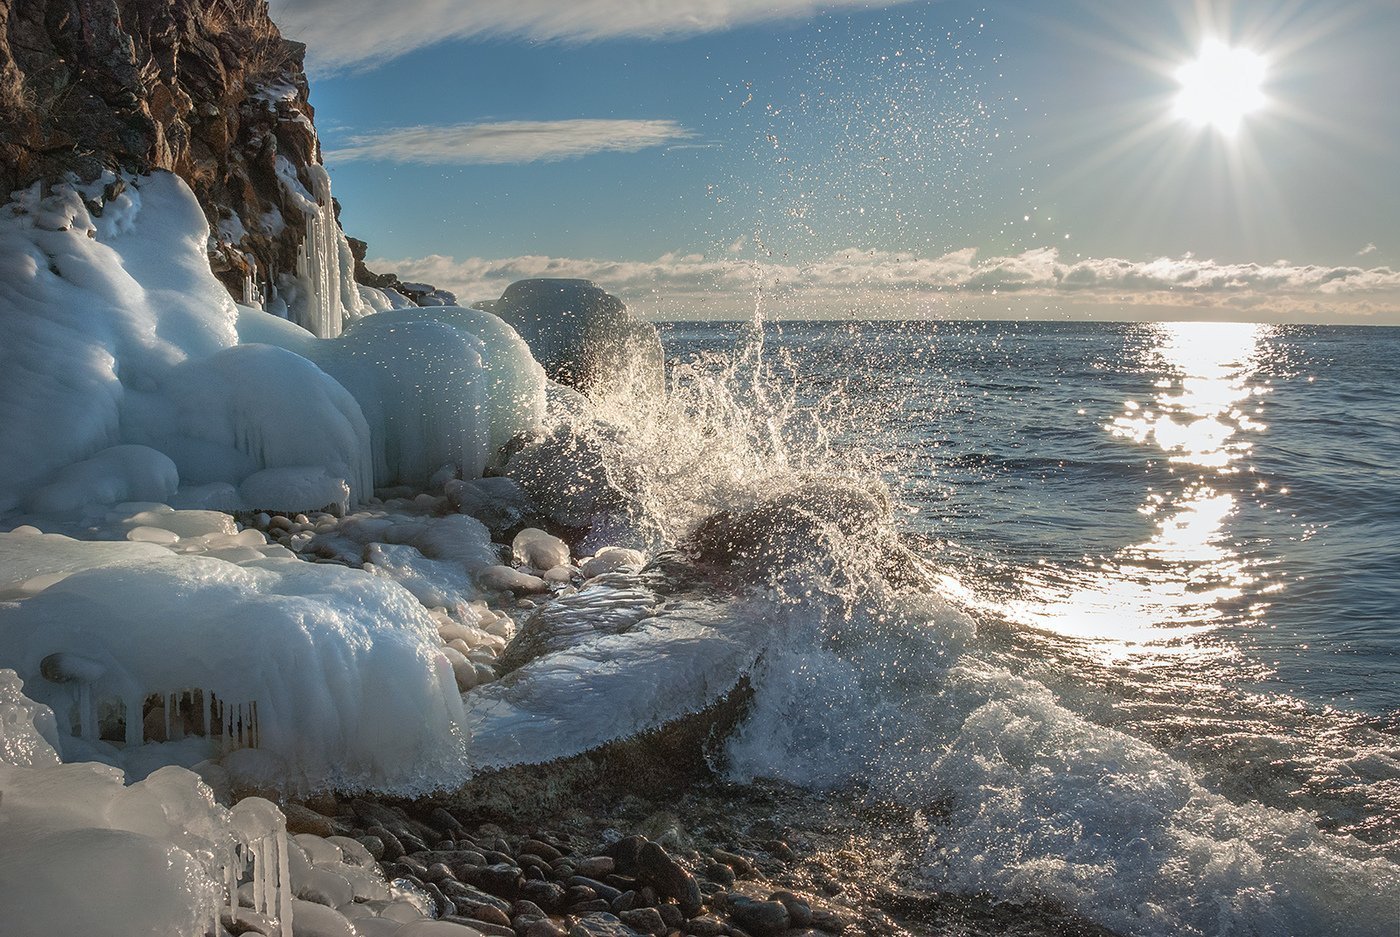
[657,318,1400,936]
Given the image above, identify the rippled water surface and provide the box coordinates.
[654,318,1400,934]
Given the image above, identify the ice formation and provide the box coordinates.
[0,527,470,794]
[1,173,544,517]
[0,669,291,937]
[278,162,368,339]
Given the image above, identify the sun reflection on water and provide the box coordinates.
[1003,321,1271,658]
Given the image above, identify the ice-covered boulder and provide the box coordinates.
[482,279,664,394]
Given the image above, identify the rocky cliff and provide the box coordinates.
[0,0,324,300]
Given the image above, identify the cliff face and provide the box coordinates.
[0,0,321,299]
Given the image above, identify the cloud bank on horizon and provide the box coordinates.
[375,247,1400,321]
[269,0,915,72]
[325,119,695,165]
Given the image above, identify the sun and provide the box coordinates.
[1174,41,1267,135]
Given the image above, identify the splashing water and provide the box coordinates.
[556,317,1400,937]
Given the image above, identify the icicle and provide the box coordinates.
[125,692,141,747]
[78,683,93,741]
[276,826,291,937]
[252,836,265,915]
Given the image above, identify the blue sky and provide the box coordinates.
[270,0,1400,322]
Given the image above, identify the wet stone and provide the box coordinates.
[683,916,726,937]
[521,839,564,862]
[520,880,567,909]
[619,908,667,936]
[809,909,846,935]
[769,892,812,929]
[524,921,569,937]
[574,856,616,879]
[727,897,790,937]
[463,862,525,899]
[573,899,614,913]
[710,851,754,877]
[570,876,622,902]
[570,912,645,937]
[610,890,639,914]
[367,826,406,861]
[512,901,548,920]
[702,863,735,887]
[445,917,518,937]
[637,843,702,918]
[284,803,336,838]
[656,905,685,929]
[357,836,386,861]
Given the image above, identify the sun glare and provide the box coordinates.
[1174,41,1267,135]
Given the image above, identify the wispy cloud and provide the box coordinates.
[325,119,693,165]
[371,246,1400,321]
[1358,242,1378,256]
[269,0,916,72]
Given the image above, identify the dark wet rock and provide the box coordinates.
[355,835,385,861]
[462,862,525,900]
[444,882,514,916]
[482,279,665,395]
[569,912,645,937]
[655,905,685,930]
[574,856,617,879]
[769,892,812,929]
[511,900,548,920]
[524,921,569,937]
[570,876,622,902]
[465,904,514,929]
[566,885,598,904]
[519,853,554,875]
[432,807,469,839]
[683,916,726,937]
[808,909,846,935]
[726,897,790,937]
[396,855,430,879]
[619,908,667,936]
[637,842,703,918]
[702,863,735,887]
[521,839,564,862]
[710,851,754,877]
[426,863,457,884]
[283,804,335,837]
[520,879,567,910]
[366,826,405,862]
[611,890,639,914]
[444,917,516,937]
[573,899,615,914]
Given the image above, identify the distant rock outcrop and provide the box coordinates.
[479,279,665,394]
[0,0,324,302]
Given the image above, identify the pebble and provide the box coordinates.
[289,898,357,937]
[637,842,703,917]
[520,839,564,862]
[725,897,790,937]
[683,917,726,937]
[444,917,517,937]
[569,912,645,937]
[283,804,336,838]
[524,921,569,937]
[619,908,667,936]
[769,892,813,929]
